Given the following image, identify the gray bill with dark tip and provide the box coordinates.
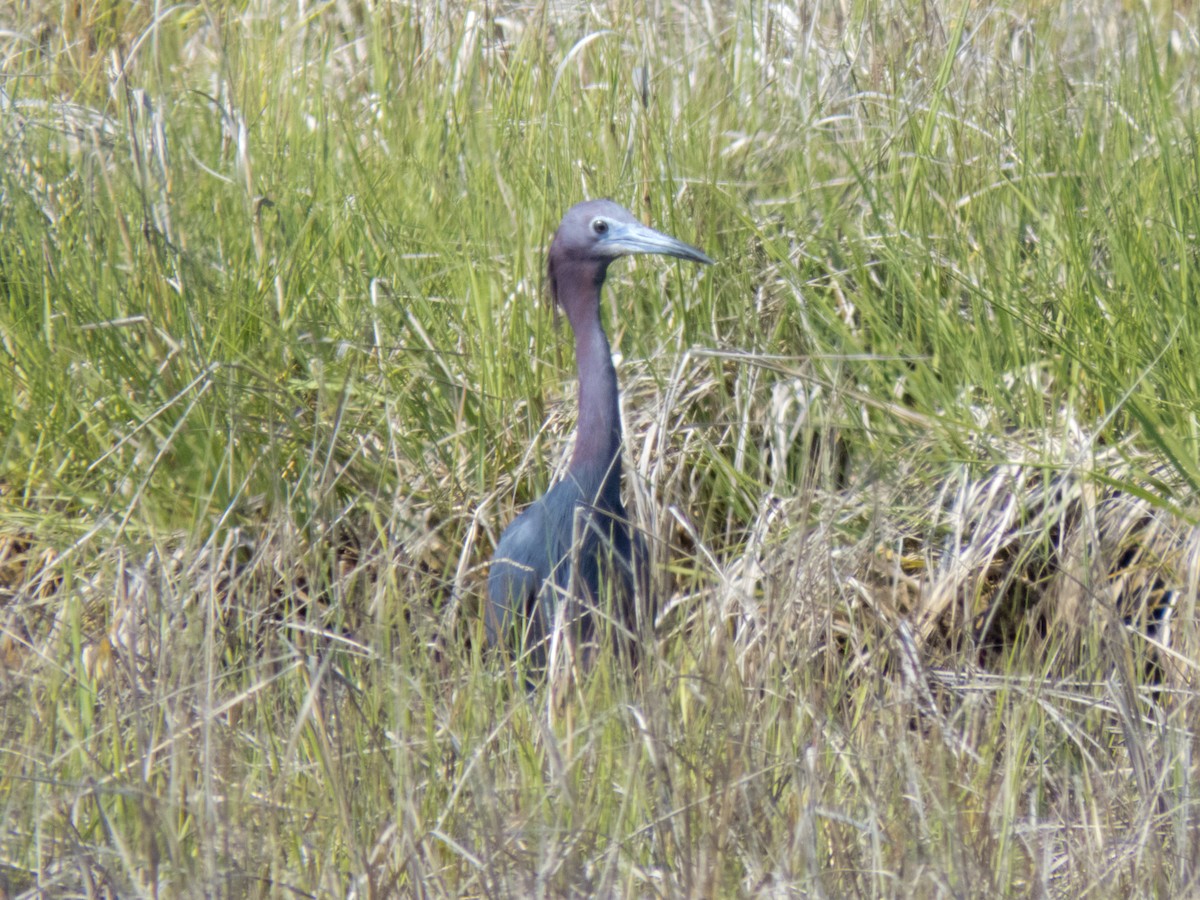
[598,221,714,265]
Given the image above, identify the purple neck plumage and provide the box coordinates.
[550,256,624,507]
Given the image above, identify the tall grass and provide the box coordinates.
[2,0,1199,895]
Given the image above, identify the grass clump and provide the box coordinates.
[2,0,1200,895]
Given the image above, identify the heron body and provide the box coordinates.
[487,200,712,662]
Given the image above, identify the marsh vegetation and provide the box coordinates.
[2,0,1200,894]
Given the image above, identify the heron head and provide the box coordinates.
[547,200,713,318]
[551,199,713,268]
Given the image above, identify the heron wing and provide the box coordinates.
[486,502,552,649]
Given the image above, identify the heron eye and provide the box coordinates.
[591,218,609,235]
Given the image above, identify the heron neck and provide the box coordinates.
[569,304,623,503]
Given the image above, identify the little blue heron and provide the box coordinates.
[487,199,713,663]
